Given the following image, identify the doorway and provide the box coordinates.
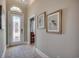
[30,16,36,44]
[8,11,24,46]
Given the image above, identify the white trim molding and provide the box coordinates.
[35,48,49,58]
[1,47,6,58]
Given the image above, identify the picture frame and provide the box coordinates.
[46,9,62,33]
[37,12,46,29]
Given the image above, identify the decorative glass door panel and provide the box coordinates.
[12,16,21,42]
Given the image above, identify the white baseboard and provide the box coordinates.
[1,47,6,58]
[7,42,27,47]
[35,48,49,58]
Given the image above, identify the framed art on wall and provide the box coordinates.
[37,12,46,29]
[46,10,62,33]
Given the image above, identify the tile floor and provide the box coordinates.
[5,45,41,58]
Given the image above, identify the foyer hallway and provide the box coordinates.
[5,45,41,58]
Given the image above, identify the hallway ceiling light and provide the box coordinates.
[10,6,22,12]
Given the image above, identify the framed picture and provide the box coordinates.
[0,5,2,29]
[37,12,46,29]
[46,10,62,33]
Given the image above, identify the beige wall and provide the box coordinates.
[0,0,6,57]
[27,0,79,58]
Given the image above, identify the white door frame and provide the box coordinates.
[8,11,25,46]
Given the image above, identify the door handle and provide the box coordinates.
[21,29,23,33]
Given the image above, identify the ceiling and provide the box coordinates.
[7,0,34,5]
[6,0,35,11]
[16,0,30,5]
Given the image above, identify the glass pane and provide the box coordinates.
[12,15,21,42]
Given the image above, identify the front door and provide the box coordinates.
[8,12,24,46]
